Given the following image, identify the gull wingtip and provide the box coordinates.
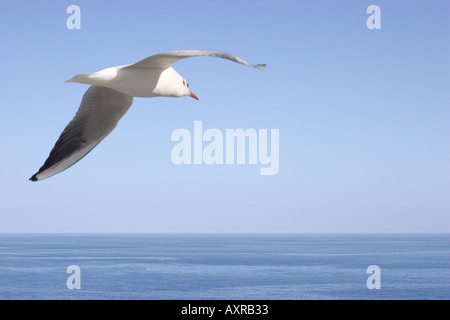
[255,64,266,70]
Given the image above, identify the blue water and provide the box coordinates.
[0,233,449,300]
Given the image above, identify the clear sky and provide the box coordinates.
[0,0,449,233]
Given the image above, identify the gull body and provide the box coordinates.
[30,50,266,181]
[66,66,187,98]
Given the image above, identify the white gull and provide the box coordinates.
[30,50,265,181]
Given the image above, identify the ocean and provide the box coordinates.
[0,233,448,300]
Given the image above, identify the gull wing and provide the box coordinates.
[30,86,133,181]
[124,50,266,71]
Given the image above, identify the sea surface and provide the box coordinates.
[0,233,449,300]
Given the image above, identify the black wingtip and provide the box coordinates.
[255,64,266,70]
[29,174,38,182]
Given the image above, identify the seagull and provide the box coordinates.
[30,50,266,181]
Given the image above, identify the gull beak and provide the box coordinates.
[189,91,199,100]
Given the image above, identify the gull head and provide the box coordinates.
[182,78,198,100]
[152,67,199,100]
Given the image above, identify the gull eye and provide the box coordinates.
[187,82,189,88]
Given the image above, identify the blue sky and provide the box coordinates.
[0,0,449,233]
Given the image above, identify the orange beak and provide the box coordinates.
[189,91,199,100]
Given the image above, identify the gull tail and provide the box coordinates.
[65,73,95,84]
